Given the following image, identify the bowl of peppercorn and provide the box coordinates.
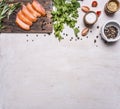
[101,20,120,42]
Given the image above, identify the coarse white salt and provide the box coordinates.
[85,12,97,24]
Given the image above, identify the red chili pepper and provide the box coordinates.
[92,1,98,7]
[96,11,101,17]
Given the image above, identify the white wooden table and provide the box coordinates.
[0,0,120,109]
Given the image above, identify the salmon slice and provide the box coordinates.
[17,10,32,26]
[26,3,41,17]
[22,5,37,22]
[16,16,30,30]
[32,0,46,16]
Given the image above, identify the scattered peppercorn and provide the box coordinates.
[26,34,28,37]
[77,37,80,40]
[90,30,92,33]
[94,39,96,43]
[63,33,65,35]
[48,33,51,35]
[96,36,99,38]
[97,26,99,29]
[75,39,77,41]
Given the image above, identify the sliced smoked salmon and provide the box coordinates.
[16,16,30,30]
[26,3,41,17]
[32,0,46,16]
[22,5,37,22]
[15,1,46,31]
[17,10,32,26]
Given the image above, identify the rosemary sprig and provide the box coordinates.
[7,2,21,19]
[0,0,21,30]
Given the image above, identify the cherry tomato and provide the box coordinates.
[92,1,98,7]
[96,11,101,17]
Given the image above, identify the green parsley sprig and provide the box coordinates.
[52,0,80,41]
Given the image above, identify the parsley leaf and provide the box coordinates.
[52,0,80,41]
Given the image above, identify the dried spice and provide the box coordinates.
[104,25,118,39]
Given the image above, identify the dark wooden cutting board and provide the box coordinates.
[0,0,53,33]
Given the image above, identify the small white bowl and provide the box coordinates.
[101,20,120,42]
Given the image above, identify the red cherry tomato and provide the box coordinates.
[96,11,101,17]
[92,1,98,7]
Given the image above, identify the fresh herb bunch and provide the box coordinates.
[52,0,80,41]
[0,0,21,30]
